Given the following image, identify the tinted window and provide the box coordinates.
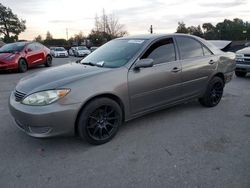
[142,38,176,64]
[203,46,213,56]
[176,36,203,59]
[27,43,36,51]
[35,43,43,50]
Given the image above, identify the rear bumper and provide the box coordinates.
[236,63,250,72]
[224,71,234,83]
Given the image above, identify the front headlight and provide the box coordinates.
[22,89,70,106]
[5,54,16,60]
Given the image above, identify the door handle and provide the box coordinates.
[209,60,215,65]
[171,67,181,73]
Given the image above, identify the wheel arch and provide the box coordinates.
[74,93,125,135]
[18,57,28,68]
[211,72,225,84]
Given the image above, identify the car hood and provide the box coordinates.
[77,50,89,52]
[16,63,111,94]
[237,47,250,54]
[0,52,14,60]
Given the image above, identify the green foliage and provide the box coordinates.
[176,18,250,40]
[176,22,189,34]
[34,35,43,43]
[0,3,26,42]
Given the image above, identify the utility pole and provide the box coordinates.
[150,25,153,34]
[66,28,68,40]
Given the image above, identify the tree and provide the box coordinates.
[176,22,189,34]
[45,31,53,40]
[187,25,203,37]
[34,35,42,42]
[0,3,26,42]
[89,9,127,45]
[202,23,217,40]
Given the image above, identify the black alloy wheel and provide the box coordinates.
[78,98,122,145]
[45,55,52,67]
[199,77,224,107]
[18,59,28,73]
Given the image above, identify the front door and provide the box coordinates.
[128,38,182,114]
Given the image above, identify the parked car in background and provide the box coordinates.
[68,47,76,56]
[90,46,98,52]
[74,46,91,57]
[235,46,250,77]
[9,34,235,145]
[0,42,52,73]
[49,47,56,56]
[51,47,68,58]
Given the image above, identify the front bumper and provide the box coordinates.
[236,63,250,72]
[0,62,18,71]
[9,92,81,138]
[54,53,69,57]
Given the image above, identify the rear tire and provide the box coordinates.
[44,55,52,67]
[77,98,122,145]
[199,77,224,107]
[18,59,28,73]
[235,71,247,77]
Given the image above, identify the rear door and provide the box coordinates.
[25,43,37,65]
[175,36,217,98]
[34,43,45,64]
[128,37,182,114]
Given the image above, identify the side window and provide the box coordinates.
[176,36,203,59]
[142,38,176,65]
[27,43,36,51]
[35,43,43,50]
[203,46,213,56]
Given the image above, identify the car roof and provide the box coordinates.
[119,33,197,40]
[119,33,223,55]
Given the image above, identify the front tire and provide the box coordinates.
[44,55,52,67]
[77,98,122,145]
[18,59,28,73]
[199,77,224,107]
[235,71,247,77]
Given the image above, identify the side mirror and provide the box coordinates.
[134,58,154,69]
[25,48,32,53]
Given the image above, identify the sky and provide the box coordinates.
[1,0,250,40]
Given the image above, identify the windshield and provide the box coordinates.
[78,46,87,50]
[0,42,26,53]
[55,47,66,51]
[81,39,146,68]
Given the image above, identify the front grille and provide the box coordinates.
[14,90,26,102]
[243,59,250,65]
[244,54,250,57]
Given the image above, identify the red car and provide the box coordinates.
[0,42,52,72]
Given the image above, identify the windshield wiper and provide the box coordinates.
[81,61,104,67]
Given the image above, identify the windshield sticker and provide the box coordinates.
[96,61,104,66]
[128,40,145,44]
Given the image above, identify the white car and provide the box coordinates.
[74,46,91,57]
[52,47,69,58]
[235,47,250,77]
